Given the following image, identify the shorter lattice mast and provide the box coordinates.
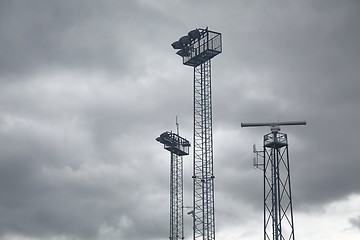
[241,121,306,240]
[156,118,191,240]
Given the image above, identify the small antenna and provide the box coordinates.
[176,116,179,135]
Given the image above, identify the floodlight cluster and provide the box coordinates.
[171,29,201,57]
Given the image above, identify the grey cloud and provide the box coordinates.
[0,0,174,78]
[350,216,360,230]
[0,0,360,239]
[0,111,169,239]
[211,0,360,210]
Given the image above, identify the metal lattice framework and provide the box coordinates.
[263,131,294,240]
[156,131,190,240]
[171,28,222,240]
[170,153,184,239]
[241,121,306,240]
[193,60,215,240]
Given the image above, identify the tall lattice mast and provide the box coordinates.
[156,121,191,240]
[241,121,306,240]
[171,28,222,240]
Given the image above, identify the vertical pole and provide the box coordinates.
[286,146,295,240]
[193,64,196,240]
[179,154,184,239]
[175,153,179,239]
[193,58,215,240]
[170,152,174,239]
[273,132,279,240]
[263,152,266,240]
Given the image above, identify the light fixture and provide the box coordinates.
[171,40,183,49]
[188,29,200,40]
[179,35,191,45]
[176,49,190,57]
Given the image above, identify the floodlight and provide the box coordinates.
[179,35,191,45]
[171,40,183,49]
[171,28,221,66]
[176,49,190,57]
[188,29,200,40]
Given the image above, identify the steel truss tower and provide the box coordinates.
[171,28,222,240]
[241,121,306,240]
[156,128,191,240]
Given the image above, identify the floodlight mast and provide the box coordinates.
[172,28,222,240]
[241,121,306,240]
[156,122,191,240]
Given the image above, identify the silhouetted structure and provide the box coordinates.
[242,121,306,240]
[172,28,222,240]
[156,125,190,240]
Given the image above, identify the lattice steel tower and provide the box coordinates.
[241,121,306,240]
[156,121,190,240]
[171,28,222,240]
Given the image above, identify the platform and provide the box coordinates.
[156,131,190,156]
[264,132,288,149]
[182,29,222,67]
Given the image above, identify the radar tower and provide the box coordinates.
[241,121,306,240]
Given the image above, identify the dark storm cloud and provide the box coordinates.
[0,1,178,239]
[0,0,177,78]
[0,1,113,75]
[0,70,178,239]
[0,100,170,240]
[272,1,360,207]
[209,0,360,210]
[0,0,360,239]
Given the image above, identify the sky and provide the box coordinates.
[0,0,360,239]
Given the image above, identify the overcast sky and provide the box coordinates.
[0,0,360,240]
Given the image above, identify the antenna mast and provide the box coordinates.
[176,116,179,135]
[242,121,306,240]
